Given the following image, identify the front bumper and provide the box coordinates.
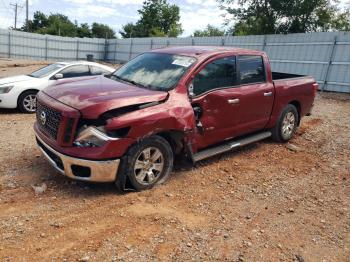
[0,93,18,109]
[36,134,120,182]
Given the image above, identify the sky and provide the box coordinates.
[0,0,348,37]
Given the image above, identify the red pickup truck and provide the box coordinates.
[34,46,317,190]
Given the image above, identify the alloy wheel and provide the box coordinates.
[134,147,164,186]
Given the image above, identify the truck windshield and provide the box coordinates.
[29,63,65,78]
[111,53,196,91]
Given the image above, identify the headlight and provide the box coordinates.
[73,126,118,148]
[0,85,14,94]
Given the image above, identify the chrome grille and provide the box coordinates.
[36,101,61,140]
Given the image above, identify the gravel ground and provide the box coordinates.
[0,61,349,261]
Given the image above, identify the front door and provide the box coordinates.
[190,55,241,149]
[49,65,91,84]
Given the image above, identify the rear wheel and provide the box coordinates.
[18,90,38,113]
[117,135,174,191]
[271,104,299,142]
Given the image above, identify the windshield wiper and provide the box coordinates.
[111,75,129,83]
[112,75,150,89]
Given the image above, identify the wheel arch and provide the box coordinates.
[154,130,186,155]
[17,88,40,104]
[288,100,301,126]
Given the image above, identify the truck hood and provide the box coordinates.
[42,75,168,118]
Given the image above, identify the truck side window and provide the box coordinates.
[193,56,237,96]
[238,55,266,84]
[59,65,90,78]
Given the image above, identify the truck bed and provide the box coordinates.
[270,72,316,125]
[272,72,306,81]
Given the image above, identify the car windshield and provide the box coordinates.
[111,53,196,91]
[29,63,65,78]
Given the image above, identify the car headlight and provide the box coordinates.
[73,126,118,148]
[0,85,14,94]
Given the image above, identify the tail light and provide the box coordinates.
[313,83,319,96]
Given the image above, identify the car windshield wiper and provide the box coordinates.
[112,75,150,89]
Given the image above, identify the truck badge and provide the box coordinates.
[40,111,47,126]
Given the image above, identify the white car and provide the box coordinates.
[0,61,115,113]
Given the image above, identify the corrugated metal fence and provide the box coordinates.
[0,29,106,61]
[106,32,350,93]
[1,29,349,93]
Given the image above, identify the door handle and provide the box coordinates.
[264,92,273,97]
[228,98,240,104]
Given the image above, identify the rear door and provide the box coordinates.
[233,55,274,136]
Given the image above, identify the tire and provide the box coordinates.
[117,135,174,191]
[17,90,38,113]
[271,104,299,143]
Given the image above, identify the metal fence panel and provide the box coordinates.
[224,35,265,50]
[0,29,349,93]
[0,29,105,61]
[193,36,223,46]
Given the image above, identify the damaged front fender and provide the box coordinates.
[105,89,196,144]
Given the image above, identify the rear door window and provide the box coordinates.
[238,55,266,84]
[59,65,90,78]
[192,56,237,96]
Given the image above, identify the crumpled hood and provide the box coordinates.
[0,75,35,85]
[43,75,168,118]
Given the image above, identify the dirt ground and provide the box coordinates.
[0,60,349,261]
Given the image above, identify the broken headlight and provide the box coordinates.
[73,126,118,148]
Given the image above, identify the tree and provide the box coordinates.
[331,8,350,31]
[77,23,92,38]
[20,12,116,38]
[37,13,77,37]
[120,22,138,38]
[193,24,226,37]
[218,0,350,35]
[91,23,116,38]
[120,0,183,38]
[20,11,48,32]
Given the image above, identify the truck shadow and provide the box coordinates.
[0,108,22,114]
[37,141,268,196]
[173,143,259,172]
[23,163,120,198]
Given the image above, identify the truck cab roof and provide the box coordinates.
[151,46,266,59]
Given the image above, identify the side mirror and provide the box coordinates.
[54,73,63,80]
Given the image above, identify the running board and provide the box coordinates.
[192,131,272,162]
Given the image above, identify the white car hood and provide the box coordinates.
[0,75,37,85]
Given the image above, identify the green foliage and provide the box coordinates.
[21,11,116,38]
[77,23,92,38]
[219,0,350,35]
[331,8,350,31]
[120,0,183,38]
[193,24,226,37]
[91,23,116,38]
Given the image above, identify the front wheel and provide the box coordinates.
[271,104,299,142]
[117,135,174,191]
[18,90,38,113]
